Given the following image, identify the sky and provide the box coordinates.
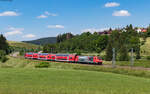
[0,0,150,41]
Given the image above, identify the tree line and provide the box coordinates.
[43,32,108,54]
[43,24,150,61]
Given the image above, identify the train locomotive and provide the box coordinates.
[25,53,103,65]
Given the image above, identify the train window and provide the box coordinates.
[52,56,55,58]
[70,57,73,59]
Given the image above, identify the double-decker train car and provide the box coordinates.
[38,53,49,60]
[24,53,103,65]
[47,54,56,61]
[32,53,38,59]
[25,53,34,59]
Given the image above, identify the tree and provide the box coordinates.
[56,33,74,43]
[95,35,108,53]
[105,39,113,61]
[0,34,9,54]
[118,44,129,61]
[43,44,56,53]
[129,36,141,59]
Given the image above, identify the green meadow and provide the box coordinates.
[0,68,150,94]
[0,57,149,94]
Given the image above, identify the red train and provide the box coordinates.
[25,53,103,65]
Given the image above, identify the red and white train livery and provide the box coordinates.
[25,53,103,65]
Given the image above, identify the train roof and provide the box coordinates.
[39,53,49,55]
[26,52,34,54]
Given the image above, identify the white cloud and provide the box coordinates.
[105,2,120,7]
[47,25,64,29]
[4,26,24,36]
[0,11,19,16]
[5,31,22,36]
[81,28,109,33]
[37,14,48,19]
[37,11,57,19]
[23,34,36,38]
[45,11,57,16]
[112,10,131,16]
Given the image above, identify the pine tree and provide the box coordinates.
[0,34,9,54]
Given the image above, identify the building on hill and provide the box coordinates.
[98,29,113,35]
[66,33,73,40]
[97,27,147,35]
[136,28,147,33]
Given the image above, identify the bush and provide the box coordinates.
[35,62,50,68]
[101,55,105,60]
[0,56,8,63]
[147,56,150,60]
[0,50,6,57]
[75,49,81,55]
[19,50,25,56]
[0,50,8,63]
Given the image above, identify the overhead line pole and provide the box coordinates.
[112,48,116,68]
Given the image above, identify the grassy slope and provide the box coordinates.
[0,68,150,94]
[23,37,57,45]
[8,41,39,49]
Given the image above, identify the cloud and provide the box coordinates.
[23,34,36,38]
[47,25,64,29]
[45,11,57,16]
[37,11,57,19]
[105,2,120,7]
[4,26,24,36]
[0,11,19,16]
[81,28,109,33]
[112,10,131,16]
[37,14,48,19]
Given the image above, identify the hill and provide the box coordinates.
[8,41,39,49]
[22,37,57,45]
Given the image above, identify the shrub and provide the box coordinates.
[1,56,8,63]
[0,50,6,57]
[35,62,50,68]
[101,55,105,60]
[0,50,8,63]
[146,56,150,60]
[75,49,81,55]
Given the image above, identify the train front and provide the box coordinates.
[94,56,103,65]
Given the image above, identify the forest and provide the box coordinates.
[43,24,150,61]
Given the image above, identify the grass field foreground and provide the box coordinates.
[0,68,150,94]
